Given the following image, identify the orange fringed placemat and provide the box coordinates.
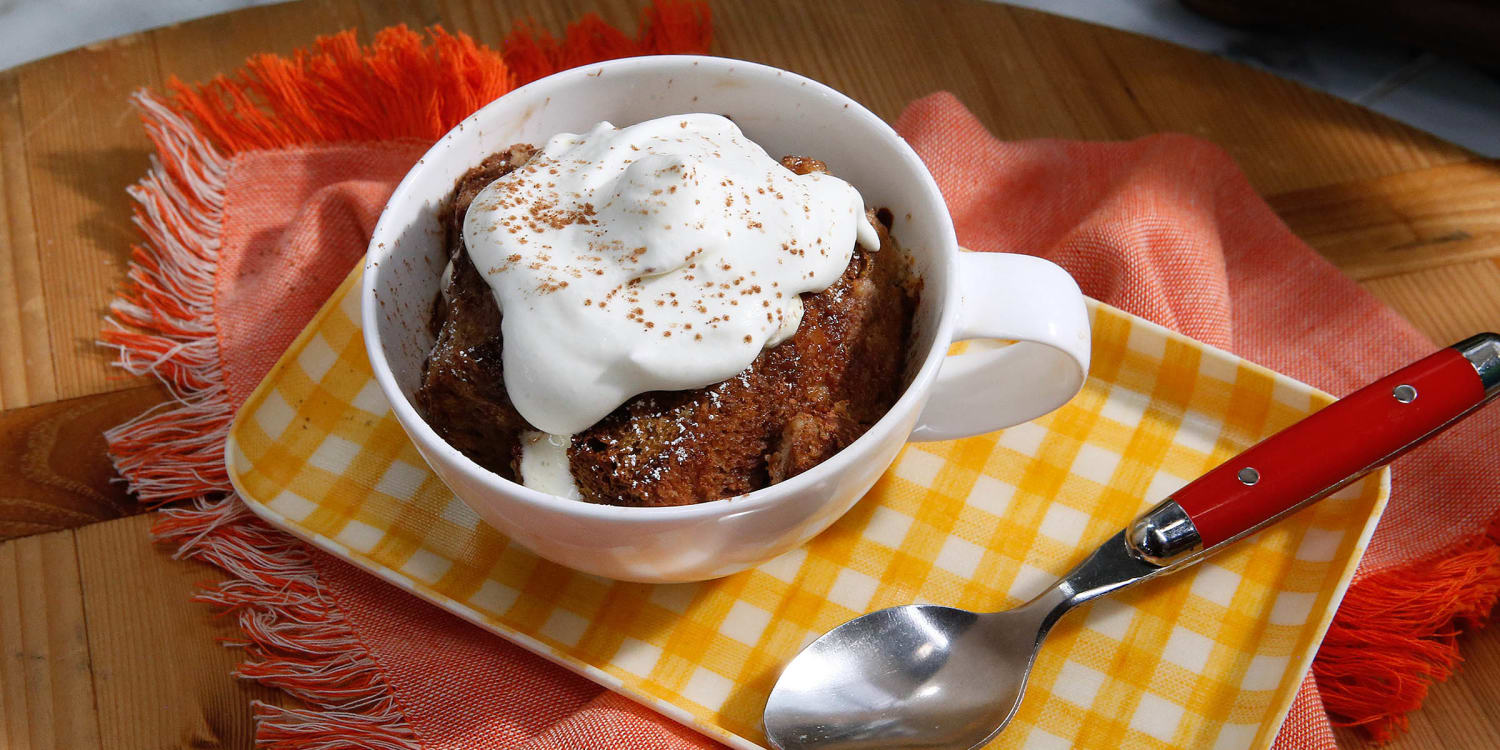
[102,3,1500,747]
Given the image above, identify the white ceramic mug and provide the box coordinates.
[363,56,1091,582]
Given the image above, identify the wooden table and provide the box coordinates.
[1,0,1497,747]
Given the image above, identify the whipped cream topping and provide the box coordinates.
[517,431,582,500]
[463,113,879,435]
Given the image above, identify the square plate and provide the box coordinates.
[226,266,1388,749]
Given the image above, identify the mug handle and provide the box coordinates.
[910,251,1092,442]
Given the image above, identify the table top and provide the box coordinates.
[2,0,1497,748]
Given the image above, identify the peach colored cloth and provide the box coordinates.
[893,93,1500,748]
[893,94,1498,574]
[210,95,1498,748]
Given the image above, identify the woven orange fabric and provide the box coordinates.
[105,13,1498,749]
[893,94,1500,745]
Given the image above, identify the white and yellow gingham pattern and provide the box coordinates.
[226,267,1389,750]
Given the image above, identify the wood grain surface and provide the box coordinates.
[0,515,293,750]
[0,0,1495,747]
[0,385,164,538]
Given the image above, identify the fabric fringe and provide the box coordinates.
[103,5,711,749]
[101,92,234,505]
[163,0,711,155]
[1315,515,1500,741]
[155,496,419,749]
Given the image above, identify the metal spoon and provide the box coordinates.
[764,333,1500,750]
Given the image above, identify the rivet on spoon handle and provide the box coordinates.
[1131,332,1499,569]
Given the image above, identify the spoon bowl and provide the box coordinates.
[762,529,1140,750]
[763,603,1050,749]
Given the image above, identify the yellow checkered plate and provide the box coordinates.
[227,267,1389,750]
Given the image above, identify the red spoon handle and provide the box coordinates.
[1175,345,1489,548]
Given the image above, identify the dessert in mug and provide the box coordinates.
[416,114,920,506]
